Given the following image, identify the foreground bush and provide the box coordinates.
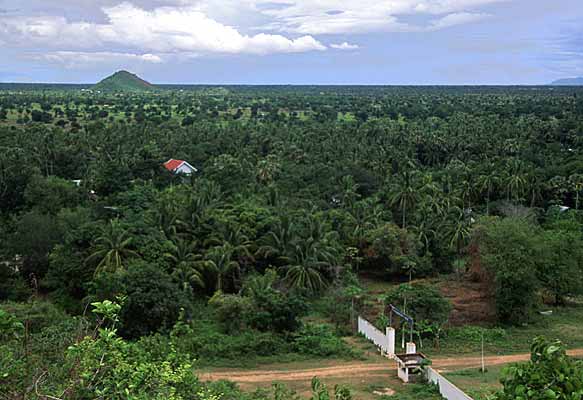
[492,337,583,400]
[0,301,353,400]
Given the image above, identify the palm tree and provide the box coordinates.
[340,175,361,209]
[526,173,544,208]
[256,156,280,185]
[204,244,240,292]
[86,219,139,275]
[284,243,327,293]
[242,268,278,298]
[505,159,527,203]
[389,171,419,228]
[412,211,437,254]
[165,238,204,292]
[458,179,474,210]
[206,222,253,264]
[477,170,498,215]
[570,174,583,209]
[445,208,472,256]
[147,200,181,238]
[281,221,340,293]
[256,215,297,262]
[402,259,417,283]
[506,172,527,203]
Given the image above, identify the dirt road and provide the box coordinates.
[203,349,583,384]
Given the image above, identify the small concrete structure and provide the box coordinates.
[395,349,429,383]
[395,343,435,384]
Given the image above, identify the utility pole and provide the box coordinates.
[481,331,485,373]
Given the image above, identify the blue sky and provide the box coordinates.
[0,0,581,84]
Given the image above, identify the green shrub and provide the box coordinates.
[209,292,253,333]
[1,300,69,333]
[384,283,452,327]
[492,337,583,400]
[291,324,354,358]
[477,218,541,324]
[0,264,31,301]
[168,319,290,362]
[246,289,308,334]
[446,326,507,343]
[118,261,191,339]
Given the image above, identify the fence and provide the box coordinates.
[426,367,474,400]
[357,316,395,357]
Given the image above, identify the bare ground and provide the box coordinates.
[202,349,583,398]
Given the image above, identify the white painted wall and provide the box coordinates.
[357,316,395,357]
[175,163,195,175]
[426,367,474,400]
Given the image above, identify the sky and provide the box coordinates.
[0,0,582,85]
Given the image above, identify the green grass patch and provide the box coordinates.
[445,366,503,400]
[433,301,583,357]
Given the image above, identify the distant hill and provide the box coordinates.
[93,71,154,92]
[550,77,583,86]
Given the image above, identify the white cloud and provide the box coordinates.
[34,51,164,68]
[0,2,326,56]
[428,12,490,30]
[251,0,506,34]
[0,0,504,64]
[330,42,359,50]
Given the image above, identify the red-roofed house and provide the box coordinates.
[163,159,197,176]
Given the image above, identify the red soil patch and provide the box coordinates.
[438,279,496,326]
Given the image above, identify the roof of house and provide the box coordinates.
[164,159,185,171]
[163,159,197,173]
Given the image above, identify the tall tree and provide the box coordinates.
[86,220,139,275]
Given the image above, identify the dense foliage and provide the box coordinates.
[2,84,583,397]
[493,337,583,400]
[0,301,354,400]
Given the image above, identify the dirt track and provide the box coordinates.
[203,349,583,384]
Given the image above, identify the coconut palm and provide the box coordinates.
[284,242,327,293]
[477,169,498,215]
[505,159,527,203]
[256,215,297,262]
[86,219,139,275]
[165,238,204,292]
[445,208,472,256]
[570,174,583,209]
[204,244,240,292]
[389,171,419,228]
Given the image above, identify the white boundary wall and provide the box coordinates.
[357,316,395,357]
[426,367,474,400]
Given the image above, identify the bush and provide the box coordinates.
[0,264,31,301]
[209,293,253,333]
[170,320,290,362]
[24,175,81,215]
[1,300,70,333]
[291,324,354,358]
[477,218,542,324]
[363,223,422,276]
[246,289,308,334]
[446,326,507,343]
[493,337,583,400]
[384,283,452,327]
[10,211,64,279]
[118,261,191,339]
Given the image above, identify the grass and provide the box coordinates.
[444,365,504,400]
[432,300,583,357]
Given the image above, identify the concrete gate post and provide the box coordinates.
[386,327,395,357]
